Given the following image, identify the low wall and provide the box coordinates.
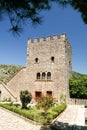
[67,98,87,106]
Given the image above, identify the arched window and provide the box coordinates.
[51,56,55,62]
[37,73,40,79]
[42,72,46,79]
[47,72,51,79]
[35,58,38,63]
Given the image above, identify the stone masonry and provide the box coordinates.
[3,33,72,101]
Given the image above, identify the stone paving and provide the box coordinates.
[0,107,41,130]
[0,105,86,130]
[56,105,85,126]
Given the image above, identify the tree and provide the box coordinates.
[20,90,32,109]
[0,0,87,34]
[69,77,87,99]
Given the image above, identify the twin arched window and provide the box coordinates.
[36,72,51,80]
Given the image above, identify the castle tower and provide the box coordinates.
[26,33,72,101]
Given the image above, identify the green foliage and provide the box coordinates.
[0,103,67,124]
[60,94,66,104]
[20,90,32,109]
[69,72,87,99]
[0,64,22,83]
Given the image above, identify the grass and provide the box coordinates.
[0,103,67,124]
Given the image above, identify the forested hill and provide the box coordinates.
[71,71,87,79]
[0,64,22,83]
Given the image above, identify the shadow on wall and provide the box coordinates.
[40,121,87,130]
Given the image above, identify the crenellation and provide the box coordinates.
[40,37,45,42]
[53,34,58,40]
[34,38,39,42]
[60,33,67,40]
[28,34,70,44]
[28,38,33,43]
[46,36,52,41]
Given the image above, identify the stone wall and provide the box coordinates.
[26,34,72,100]
[0,84,16,101]
[67,98,87,105]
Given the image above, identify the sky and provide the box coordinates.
[0,4,87,74]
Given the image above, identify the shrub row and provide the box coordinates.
[0,103,67,124]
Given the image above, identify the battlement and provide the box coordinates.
[28,33,68,44]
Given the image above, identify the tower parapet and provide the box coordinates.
[28,33,68,44]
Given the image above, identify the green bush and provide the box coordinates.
[20,90,32,109]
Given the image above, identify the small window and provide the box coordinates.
[35,91,42,98]
[35,58,38,63]
[69,61,71,65]
[35,91,42,102]
[42,72,46,79]
[47,72,51,79]
[37,73,40,79]
[51,56,54,62]
[46,91,52,97]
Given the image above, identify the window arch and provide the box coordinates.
[36,73,40,79]
[47,72,51,79]
[42,72,46,79]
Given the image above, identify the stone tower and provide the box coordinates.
[26,33,72,101]
[5,33,72,101]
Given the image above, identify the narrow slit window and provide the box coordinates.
[35,58,38,63]
[51,57,55,62]
[0,91,1,98]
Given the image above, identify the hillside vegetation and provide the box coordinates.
[69,71,87,99]
[0,64,22,83]
[72,71,87,79]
